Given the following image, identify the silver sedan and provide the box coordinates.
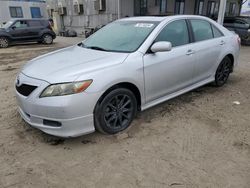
[15,15,240,137]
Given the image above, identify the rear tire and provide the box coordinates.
[0,37,9,48]
[214,56,232,87]
[94,88,137,134]
[42,34,53,45]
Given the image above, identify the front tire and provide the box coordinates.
[0,37,9,48]
[94,88,137,134]
[214,56,232,87]
[42,34,53,45]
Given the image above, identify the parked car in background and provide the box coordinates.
[0,19,56,48]
[85,25,105,38]
[15,15,240,137]
[224,17,250,45]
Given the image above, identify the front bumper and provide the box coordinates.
[15,73,100,137]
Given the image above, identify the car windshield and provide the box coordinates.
[82,21,159,53]
[2,20,14,29]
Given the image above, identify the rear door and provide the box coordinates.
[143,19,196,102]
[188,19,225,83]
[27,20,44,39]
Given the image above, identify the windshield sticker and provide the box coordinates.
[135,23,154,28]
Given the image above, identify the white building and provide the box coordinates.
[0,0,48,25]
[46,0,134,36]
[46,0,242,36]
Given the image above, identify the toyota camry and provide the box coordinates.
[15,15,240,137]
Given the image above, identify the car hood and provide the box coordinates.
[22,45,129,83]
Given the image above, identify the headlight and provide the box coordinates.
[248,29,250,33]
[40,80,92,98]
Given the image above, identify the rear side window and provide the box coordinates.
[212,25,223,38]
[190,19,213,42]
[41,20,49,27]
[28,20,42,27]
[155,20,189,47]
[235,19,246,25]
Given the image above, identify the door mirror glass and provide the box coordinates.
[151,41,172,53]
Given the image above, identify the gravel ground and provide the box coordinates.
[0,37,249,188]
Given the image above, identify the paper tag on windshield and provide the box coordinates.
[135,23,154,28]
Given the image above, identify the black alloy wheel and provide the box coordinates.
[214,56,232,87]
[0,37,9,48]
[94,88,137,134]
[42,34,53,45]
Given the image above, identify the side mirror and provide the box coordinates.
[11,26,16,30]
[151,41,172,53]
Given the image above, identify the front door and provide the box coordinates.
[143,19,195,103]
[8,20,29,41]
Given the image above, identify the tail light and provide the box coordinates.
[48,21,53,30]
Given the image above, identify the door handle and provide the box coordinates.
[186,49,195,56]
[220,40,225,45]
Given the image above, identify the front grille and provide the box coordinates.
[16,84,37,97]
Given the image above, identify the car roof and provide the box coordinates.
[119,15,211,22]
[9,18,48,22]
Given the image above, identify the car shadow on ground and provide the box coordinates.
[8,42,57,48]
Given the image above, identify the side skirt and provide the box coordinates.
[141,77,215,111]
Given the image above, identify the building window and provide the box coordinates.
[140,0,147,15]
[155,0,160,6]
[194,0,204,15]
[9,7,23,18]
[175,0,185,14]
[160,0,167,13]
[207,1,216,17]
[229,3,236,15]
[30,7,42,18]
[134,0,147,16]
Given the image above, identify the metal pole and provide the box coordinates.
[217,0,227,25]
[118,0,121,19]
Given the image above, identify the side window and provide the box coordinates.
[212,25,223,38]
[190,19,213,42]
[13,21,28,29]
[234,19,248,28]
[28,20,42,27]
[155,20,189,47]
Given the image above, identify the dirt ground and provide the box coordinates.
[0,37,249,188]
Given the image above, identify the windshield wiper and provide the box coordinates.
[85,46,108,51]
[80,43,108,51]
